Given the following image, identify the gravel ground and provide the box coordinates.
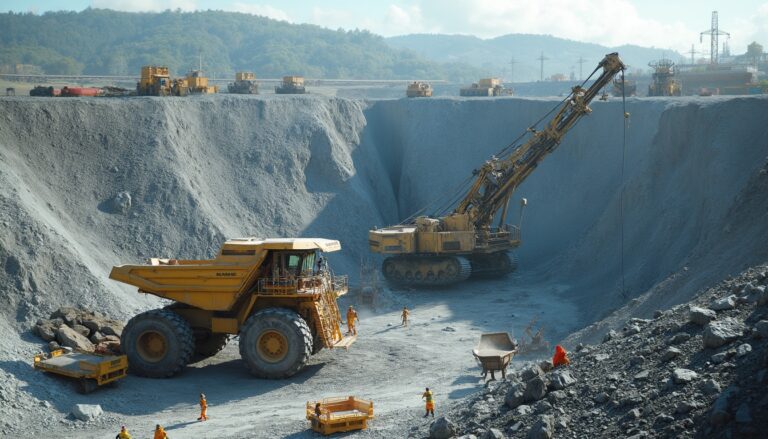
[0,94,767,437]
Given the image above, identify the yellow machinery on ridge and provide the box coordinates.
[369,53,626,286]
[110,238,354,379]
[406,81,433,97]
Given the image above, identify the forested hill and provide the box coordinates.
[0,9,480,80]
[387,33,684,82]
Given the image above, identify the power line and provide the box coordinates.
[536,52,549,81]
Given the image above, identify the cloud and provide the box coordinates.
[230,2,290,21]
[91,0,197,12]
[310,7,353,30]
[412,0,692,51]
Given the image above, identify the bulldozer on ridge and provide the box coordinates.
[110,238,354,379]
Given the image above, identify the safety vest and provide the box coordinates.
[423,391,433,402]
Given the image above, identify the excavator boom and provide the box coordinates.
[369,53,626,286]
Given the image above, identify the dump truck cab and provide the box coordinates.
[110,237,353,379]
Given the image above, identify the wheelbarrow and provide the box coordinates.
[472,332,518,381]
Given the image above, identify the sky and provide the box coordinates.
[5,0,768,54]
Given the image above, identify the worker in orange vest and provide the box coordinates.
[198,393,208,421]
[401,306,410,327]
[552,345,570,368]
[422,387,435,418]
[346,305,359,335]
[153,424,168,439]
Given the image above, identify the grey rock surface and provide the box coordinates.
[703,318,745,348]
[71,404,102,422]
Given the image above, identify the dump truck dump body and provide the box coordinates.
[307,396,374,435]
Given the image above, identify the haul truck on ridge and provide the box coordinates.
[110,238,354,379]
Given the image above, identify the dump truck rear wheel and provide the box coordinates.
[122,309,194,378]
[239,308,312,379]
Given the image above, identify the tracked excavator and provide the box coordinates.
[368,53,626,286]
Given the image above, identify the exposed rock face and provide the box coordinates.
[526,415,554,439]
[547,369,576,390]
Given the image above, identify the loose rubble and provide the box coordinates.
[33,307,123,354]
[416,263,768,438]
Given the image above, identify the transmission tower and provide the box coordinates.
[576,56,586,80]
[509,57,518,83]
[700,11,730,64]
[536,52,549,81]
[688,44,699,65]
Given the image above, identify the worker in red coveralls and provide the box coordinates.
[552,345,571,368]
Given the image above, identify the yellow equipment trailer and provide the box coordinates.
[110,238,354,379]
[33,349,128,393]
[306,396,374,435]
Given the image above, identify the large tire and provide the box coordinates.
[121,309,195,378]
[239,308,312,379]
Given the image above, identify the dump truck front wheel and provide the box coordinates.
[239,308,312,379]
[122,309,194,378]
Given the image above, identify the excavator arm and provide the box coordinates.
[456,53,625,229]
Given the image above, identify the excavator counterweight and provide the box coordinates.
[369,53,626,286]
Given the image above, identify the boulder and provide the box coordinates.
[429,416,456,439]
[521,365,544,381]
[699,379,721,395]
[505,383,526,409]
[735,343,752,357]
[527,415,554,439]
[33,321,57,342]
[71,404,102,422]
[623,324,641,336]
[48,341,61,351]
[56,325,94,351]
[672,368,698,384]
[523,376,548,402]
[689,307,716,325]
[703,318,745,348]
[593,392,610,404]
[51,307,81,326]
[709,295,736,311]
[513,405,532,416]
[481,428,505,439]
[548,370,576,390]
[112,191,132,213]
[99,320,124,337]
[72,324,90,338]
[633,370,650,381]
[661,347,681,362]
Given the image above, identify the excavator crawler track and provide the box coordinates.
[469,252,518,278]
[382,255,471,286]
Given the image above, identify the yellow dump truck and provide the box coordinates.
[110,238,354,379]
[137,66,172,96]
[276,76,307,94]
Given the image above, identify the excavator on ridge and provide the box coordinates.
[368,53,626,286]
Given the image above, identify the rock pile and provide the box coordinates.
[417,263,768,438]
[33,307,123,353]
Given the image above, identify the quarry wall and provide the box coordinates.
[0,94,766,334]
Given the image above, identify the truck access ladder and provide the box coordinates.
[312,276,355,349]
